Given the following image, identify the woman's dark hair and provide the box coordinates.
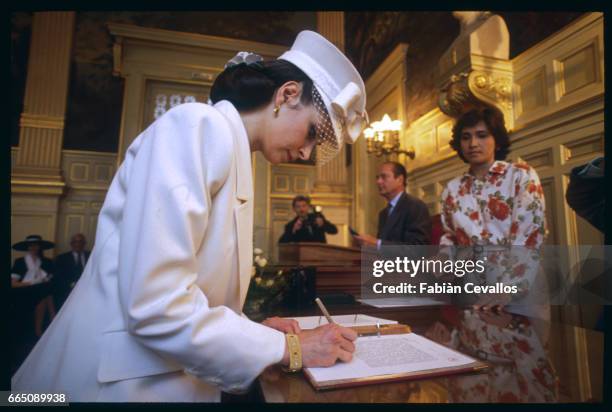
[450,105,511,163]
[210,60,314,112]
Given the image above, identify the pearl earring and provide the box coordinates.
[273,106,280,117]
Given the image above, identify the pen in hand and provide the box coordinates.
[315,297,335,324]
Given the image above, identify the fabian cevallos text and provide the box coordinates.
[369,257,519,295]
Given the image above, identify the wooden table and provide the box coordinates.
[257,302,603,403]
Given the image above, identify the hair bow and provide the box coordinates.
[225,51,264,69]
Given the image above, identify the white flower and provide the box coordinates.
[255,277,262,285]
[257,258,268,268]
[254,255,261,264]
[254,248,263,255]
[265,279,274,287]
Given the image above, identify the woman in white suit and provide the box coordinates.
[12,31,369,402]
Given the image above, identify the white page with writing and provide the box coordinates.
[289,314,397,330]
[306,333,475,383]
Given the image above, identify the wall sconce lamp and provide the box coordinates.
[363,114,415,159]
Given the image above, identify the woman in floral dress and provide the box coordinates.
[439,105,549,314]
[435,113,556,399]
[440,106,546,248]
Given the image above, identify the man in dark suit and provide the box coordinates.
[279,195,338,244]
[53,233,90,310]
[354,162,431,246]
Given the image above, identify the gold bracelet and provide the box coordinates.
[283,333,302,372]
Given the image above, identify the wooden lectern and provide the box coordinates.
[278,243,363,296]
[278,243,360,266]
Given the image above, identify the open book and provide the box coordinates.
[304,331,487,390]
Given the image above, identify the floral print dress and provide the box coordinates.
[437,162,556,401]
[446,310,558,402]
[439,160,548,295]
[440,160,546,248]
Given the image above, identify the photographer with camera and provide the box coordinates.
[279,195,338,244]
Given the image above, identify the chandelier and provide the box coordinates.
[363,114,415,159]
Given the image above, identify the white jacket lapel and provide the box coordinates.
[214,101,254,308]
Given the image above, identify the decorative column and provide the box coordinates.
[311,12,353,246]
[11,12,75,256]
[12,11,75,191]
[314,12,350,193]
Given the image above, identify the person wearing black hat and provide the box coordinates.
[11,235,56,337]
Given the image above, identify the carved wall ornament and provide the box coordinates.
[438,70,513,121]
[468,70,513,112]
[438,72,478,118]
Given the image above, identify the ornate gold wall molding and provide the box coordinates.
[512,13,603,130]
[53,149,116,254]
[19,114,65,130]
